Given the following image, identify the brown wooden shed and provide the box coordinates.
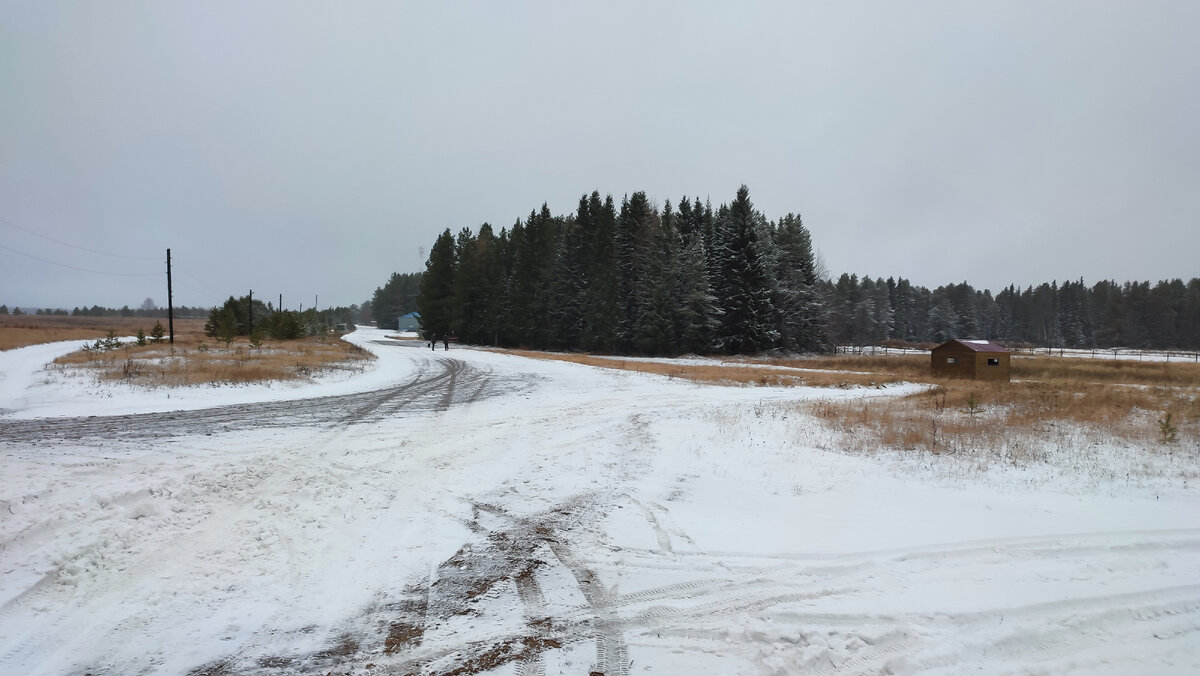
[931,339,1011,381]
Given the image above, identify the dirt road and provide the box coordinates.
[0,352,510,444]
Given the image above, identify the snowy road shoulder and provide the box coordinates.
[0,328,424,419]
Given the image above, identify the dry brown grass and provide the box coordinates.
[501,347,1200,459]
[0,314,208,351]
[803,356,1200,457]
[4,315,373,386]
[498,349,905,388]
[52,331,373,387]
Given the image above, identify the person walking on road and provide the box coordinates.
[442,336,449,350]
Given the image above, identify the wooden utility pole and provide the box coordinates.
[166,248,175,344]
[248,289,253,335]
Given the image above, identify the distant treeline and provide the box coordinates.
[394,184,1198,355]
[0,304,210,318]
[415,186,827,355]
[827,275,1200,351]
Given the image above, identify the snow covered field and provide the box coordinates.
[2,327,1198,675]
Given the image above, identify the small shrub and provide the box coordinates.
[216,323,237,349]
[1159,413,1179,444]
[122,357,142,379]
[136,328,147,346]
[150,321,166,343]
[965,391,981,414]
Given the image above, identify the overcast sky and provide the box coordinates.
[2,2,1197,310]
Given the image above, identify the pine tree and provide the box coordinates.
[715,186,779,354]
[417,229,457,341]
[926,293,958,343]
[634,199,680,355]
[674,235,720,354]
[450,227,481,343]
[616,192,657,351]
[472,223,504,346]
[771,213,829,352]
[1181,279,1200,350]
[505,218,532,345]
[580,193,621,352]
[549,213,587,349]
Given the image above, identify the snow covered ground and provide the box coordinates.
[1,327,1198,675]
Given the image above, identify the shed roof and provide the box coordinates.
[935,339,1009,353]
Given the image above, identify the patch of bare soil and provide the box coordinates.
[187,497,619,676]
[438,636,564,676]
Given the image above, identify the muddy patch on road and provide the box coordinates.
[183,496,625,676]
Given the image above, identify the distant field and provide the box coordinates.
[0,314,207,351]
[1,314,372,386]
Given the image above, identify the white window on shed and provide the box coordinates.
[946,357,958,364]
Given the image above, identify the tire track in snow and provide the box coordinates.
[890,584,1200,675]
[544,539,629,676]
[0,357,507,443]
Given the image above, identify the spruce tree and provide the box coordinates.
[581,192,620,352]
[674,235,720,354]
[450,227,481,343]
[549,213,587,349]
[473,223,503,346]
[417,229,457,341]
[635,199,680,355]
[771,213,829,352]
[715,186,778,354]
[616,192,657,351]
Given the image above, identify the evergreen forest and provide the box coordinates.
[826,275,1200,351]
[404,185,1199,354]
[416,186,826,355]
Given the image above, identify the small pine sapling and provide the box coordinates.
[136,328,147,346]
[150,321,166,343]
[216,322,237,349]
[965,391,982,414]
[1159,413,1179,444]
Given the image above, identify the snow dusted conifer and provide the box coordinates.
[549,211,586,350]
[771,213,830,353]
[580,192,621,353]
[417,229,457,341]
[715,185,779,354]
[634,199,680,355]
[674,232,720,354]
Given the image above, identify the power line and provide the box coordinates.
[0,217,160,260]
[172,261,230,299]
[0,241,161,277]
[171,278,226,304]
